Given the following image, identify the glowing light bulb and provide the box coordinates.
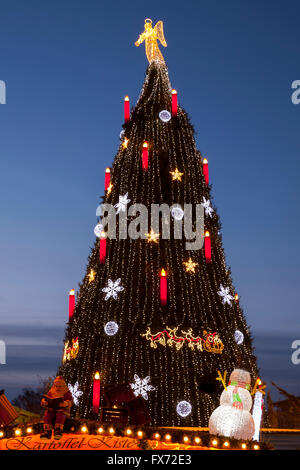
[137,431,143,437]
[26,427,33,434]
[109,427,115,434]
[126,429,132,435]
[183,436,189,442]
[165,434,171,441]
[154,433,160,440]
[212,439,218,447]
[15,429,21,436]
[81,426,88,433]
[97,427,104,434]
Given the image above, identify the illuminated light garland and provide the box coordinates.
[69,289,75,321]
[141,327,224,353]
[63,337,79,363]
[58,57,258,428]
[124,96,130,123]
[170,168,184,181]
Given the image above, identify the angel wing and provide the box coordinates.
[154,21,167,47]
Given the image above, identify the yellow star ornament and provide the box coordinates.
[170,168,184,181]
[88,269,96,283]
[183,258,198,273]
[145,228,160,244]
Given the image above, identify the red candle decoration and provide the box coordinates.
[104,167,111,191]
[99,231,107,264]
[69,289,75,321]
[160,269,167,305]
[204,231,212,264]
[171,89,178,116]
[93,371,101,414]
[142,142,149,171]
[124,95,130,123]
[203,158,209,185]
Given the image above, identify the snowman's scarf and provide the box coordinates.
[228,381,250,410]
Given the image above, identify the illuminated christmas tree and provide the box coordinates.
[59,19,258,426]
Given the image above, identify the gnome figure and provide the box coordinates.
[209,369,255,441]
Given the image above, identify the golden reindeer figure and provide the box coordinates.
[135,19,167,63]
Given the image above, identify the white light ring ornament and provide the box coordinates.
[176,400,192,417]
[234,330,244,345]
[104,321,119,336]
[159,110,171,122]
[171,206,184,221]
[94,223,104,238]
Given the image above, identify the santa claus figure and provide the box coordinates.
[40,376,73,440]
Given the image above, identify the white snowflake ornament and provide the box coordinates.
[68,381,83,407]
[102,278,124,301]
[201,197,214,217]
[114,193,131,214]
[218,284,234,306]
[130,374,155,400]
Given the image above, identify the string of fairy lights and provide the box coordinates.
[59,60,258,427]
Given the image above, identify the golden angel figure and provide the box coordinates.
[135,19,167,63]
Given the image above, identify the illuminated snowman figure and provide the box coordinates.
[209,369,255,441]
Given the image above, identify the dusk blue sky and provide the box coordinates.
[0,0,299,399]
